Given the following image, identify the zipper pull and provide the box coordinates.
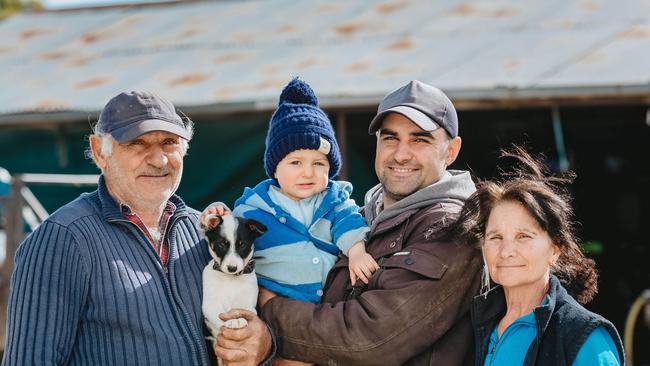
[488,336,498,366]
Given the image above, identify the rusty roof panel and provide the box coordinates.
[538,21,650,87]
[429,25,624,90]
[0,0,649,120]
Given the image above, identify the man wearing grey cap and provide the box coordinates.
[2,91,273,366]
[257,81,482,365]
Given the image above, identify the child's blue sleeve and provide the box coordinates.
[572,326,621,366]
[331,197,370,255]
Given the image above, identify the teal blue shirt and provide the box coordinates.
[483,298,620,366]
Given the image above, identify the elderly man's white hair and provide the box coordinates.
[89,117,194,167]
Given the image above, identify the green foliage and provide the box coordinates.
[581,240,605,255]
[0,0,43,19]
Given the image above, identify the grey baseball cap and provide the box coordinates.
[97,91,191,143]
[368,80,458,138]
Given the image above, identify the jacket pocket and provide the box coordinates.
[369,248,448,293]
[330,248,449,301]
[379,248,448,279]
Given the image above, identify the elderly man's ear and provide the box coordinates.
[89,135,108,170]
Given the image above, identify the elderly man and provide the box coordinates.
[2,91,272,366]
[240,80,482,365]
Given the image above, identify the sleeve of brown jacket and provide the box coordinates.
[260,205,483,365]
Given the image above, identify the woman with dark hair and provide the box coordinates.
[450,147,625,366]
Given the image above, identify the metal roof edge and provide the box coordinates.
[446,84,650,99]
[1,85,649,127]
[446,84,650,109]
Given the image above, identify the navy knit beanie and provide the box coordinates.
[264,78,341,179]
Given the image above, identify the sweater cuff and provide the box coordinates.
[337,227,370,255]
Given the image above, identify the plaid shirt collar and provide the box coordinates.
[118,199,177,267]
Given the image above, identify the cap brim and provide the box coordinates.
[368,105,440,134]
[111,119,191,142]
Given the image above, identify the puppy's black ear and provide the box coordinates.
[246,219,267,236]
[201,214,223,231]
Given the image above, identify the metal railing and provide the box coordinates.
[625,289,650,366]
[0,173,99,352]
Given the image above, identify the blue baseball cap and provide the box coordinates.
[97,91,191,142]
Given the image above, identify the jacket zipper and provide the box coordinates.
[488,337,498,366]
[166,215,210,366]
[113,216,208,366]
[112,218,166,271]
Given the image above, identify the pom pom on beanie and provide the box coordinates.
[264,78,341,179]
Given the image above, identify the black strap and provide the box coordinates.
[211,259,255,276]
[241,259,256,275]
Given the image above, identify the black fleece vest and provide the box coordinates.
[472,276,625,366]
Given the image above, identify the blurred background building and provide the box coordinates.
[0,0,649,363]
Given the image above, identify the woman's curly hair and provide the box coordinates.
[448,145,598,304]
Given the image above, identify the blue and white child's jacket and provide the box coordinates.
[233,179,369,303]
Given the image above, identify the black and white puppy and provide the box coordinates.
[198,213,266,363]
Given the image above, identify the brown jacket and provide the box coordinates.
[261,201,483,366]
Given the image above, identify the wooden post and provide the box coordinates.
[0,178,25,352]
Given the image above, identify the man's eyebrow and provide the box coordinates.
[121,138,142,145]
[377,128,397,136]
[411,131,434,138]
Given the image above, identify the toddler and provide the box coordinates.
[233,78,378,303]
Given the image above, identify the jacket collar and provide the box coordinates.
[370,207,419,237]
[532,275,561,334]
[471,275,562,337]
[471,283,507,333]
[471,275,561,365]
[364,170,475,233]
[97,175,189,222]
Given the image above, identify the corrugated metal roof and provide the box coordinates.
[1,0,649,123]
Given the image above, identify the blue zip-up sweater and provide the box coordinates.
[233,179,368,303]
[2,176,213,366]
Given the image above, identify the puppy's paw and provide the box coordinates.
[224,318,248,329]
